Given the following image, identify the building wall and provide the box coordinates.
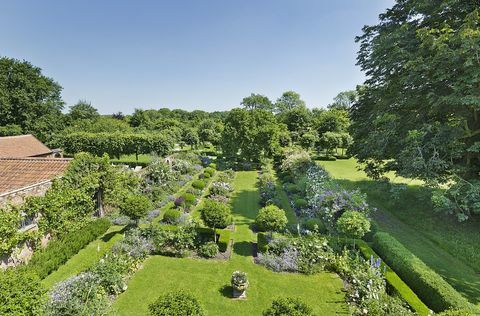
[0,181,52,208]
[0,182,53,269]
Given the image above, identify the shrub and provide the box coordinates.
[293,198,308,209]
[162,209,182,224]
[257,232,268,253]
[204,167,216,175]
[150,223,197,257]
[112,228,154,260]
[256,205,288,235]
[303,218,326,234]
[337,211,370,246]
[284,183,298,194]
[89,254,131,295]
[28,218,111,279]
[200,200,232,242]
[120,194,153,225]
[203,172,211,178]
[209,181,233,197]
[183,193,196,206]
[149,290,205,316]
[373,232,475,312]
[263,297,314,316]
[198,241,219,258]
[0,269,46,316]
[208,163,217,169]
[45,272,109,316]
[192,180,206,190]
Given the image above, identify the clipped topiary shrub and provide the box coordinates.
[162,209,182,224]
[373,232,475,313]
[294,198,308,209]
[149,290,205,316]
[256,205,288,235]
[192,180,206,190]
[204,167,216,175]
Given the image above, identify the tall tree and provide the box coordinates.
[68,100,99,121]
[351,0,480,220]
[0,57,65,140]
[274,91,305,113]
[241,93,273,111]
[328,90,358,110]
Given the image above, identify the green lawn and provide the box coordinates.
[42,225,126,289]
[110,171,347,315]
[318,158,480,306]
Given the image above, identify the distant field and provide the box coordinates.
[318,158,480,306]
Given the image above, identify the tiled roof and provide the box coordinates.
[0,134,53,158]
[0,158,72,195]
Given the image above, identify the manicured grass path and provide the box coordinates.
[110,171,347,315]
[318,159,480,306]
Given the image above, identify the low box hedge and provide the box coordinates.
[257,232,268,254]
[196,227,230,252]
[355,239,431,315]
[372,232,476,313]
[27,218,111,279]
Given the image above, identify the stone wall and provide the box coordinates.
[0,181,53,269]
[0,181,52,208]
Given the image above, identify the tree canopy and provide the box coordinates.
[350,0,480,220]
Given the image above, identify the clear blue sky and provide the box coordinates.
[0,0,393,114]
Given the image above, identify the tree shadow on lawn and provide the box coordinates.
[101,225,128,242]
[231,189,260,222]
[233,241,253,257]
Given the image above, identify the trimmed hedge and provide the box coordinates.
[372,232,475,313]
[196,227,230,252]
[257,232,268,254]
[217,229,231,253]
[355,239,430,316]
[27,218,111,279]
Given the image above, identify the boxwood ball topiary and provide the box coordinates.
[148,290,205,316]
[256,205,288,234]
[162,208,181,224]
[192,180,206,190]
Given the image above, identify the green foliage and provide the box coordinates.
[192,180,206,190]
[89,253,131,295]
[336,211,371,240]
[263,297,314,316]
[373,232,475,313]
[241,93,273,111]
[0,205,25,255]
[257,232,268,253]
[256,205,288,233]
[354,239,431,315]
[68,100,99,121]
[221,108,286,162]
[162,209,182,224]
[303,218,326,234]
[57,132,174,159]
[0,269,46,316]
[200,200,232,232]
[0,124,22,136]
[217,229,230,252]
[182,193,196,206]
[148,290,205,316]
[274,91,306,114]
[351,2,480,220]
[0,57,65,141]
[198,241,219,258]
[27,218,111,279]
[120,194,152,224]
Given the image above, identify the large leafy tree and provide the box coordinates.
[68,100,99,121]
[328,90,358,111]
[274,91,305,113]
[241,93,273,111]
[221,108,285,162]
[279,105,312,142]
[351,0,480,220]
[0,57,65,140]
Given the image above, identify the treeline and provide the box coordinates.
[0,56,353,161]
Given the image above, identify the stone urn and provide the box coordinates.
[231,271,249,299]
